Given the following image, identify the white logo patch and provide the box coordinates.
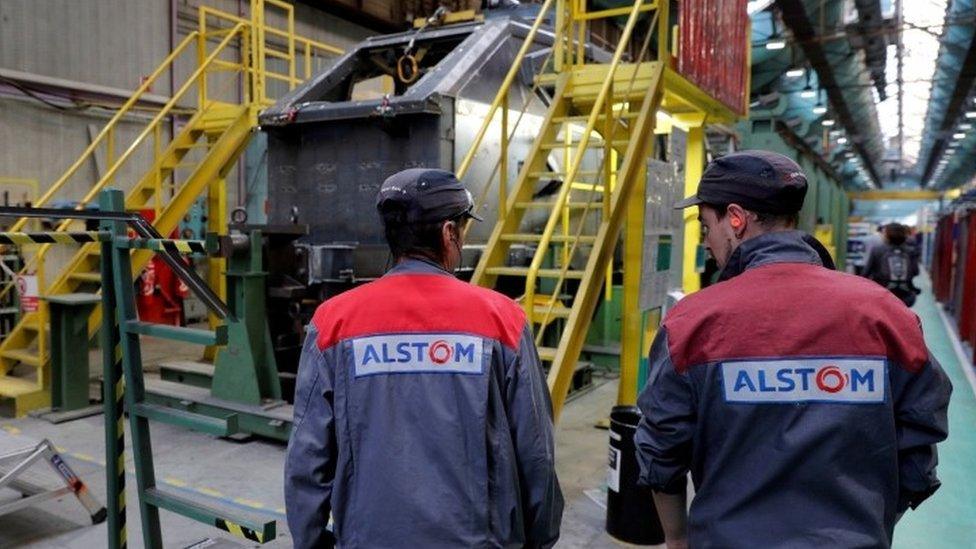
[352,333,484,377]
[722,358,886,403]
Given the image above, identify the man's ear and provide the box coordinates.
[727,204,748,237]
[441,220,457,246]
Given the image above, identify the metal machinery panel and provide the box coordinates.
[640,160,683,311]
[261,19,555,277]
[256,17,561,391]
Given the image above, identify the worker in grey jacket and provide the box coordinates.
[284,168,563,548]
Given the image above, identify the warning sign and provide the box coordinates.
[15,275,38,313]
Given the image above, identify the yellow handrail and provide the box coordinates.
[532,4,659,336]
[7,26,246,302]
[523,0,647,328]
[456,0,555,180]
[0,0,343,309]
[6,32,201,234]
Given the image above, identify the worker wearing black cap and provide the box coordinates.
[633,151,951,548]
[285,168,563,548]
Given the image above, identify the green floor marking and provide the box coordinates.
[894,272,976,549]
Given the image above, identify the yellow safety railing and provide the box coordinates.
[526,1,658,339]
[0,0,341,308]
[199,0,342,108]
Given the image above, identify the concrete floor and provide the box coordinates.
[2,272,975,548]
[0,339,632,548]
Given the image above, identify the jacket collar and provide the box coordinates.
[718,230,830,282]
[386,256,453,277]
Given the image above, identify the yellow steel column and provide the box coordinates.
[554,0,567,71]
[204,173,228,361]
[682,126,704,293]
[618,156,649,406]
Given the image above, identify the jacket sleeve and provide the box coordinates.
[635,326,696,494]
[285,326,337,548]
[893,350,952,512]
[863,246,881,281]
[505,324,564,548]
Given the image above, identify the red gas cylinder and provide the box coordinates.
[134,209,186,326]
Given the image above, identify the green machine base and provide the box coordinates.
[146,230,292,441]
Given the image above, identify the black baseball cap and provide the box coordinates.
[674,150,808,214]
[376,168,483,224]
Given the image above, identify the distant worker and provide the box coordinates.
[633,151,951,548]
[863,223,921,307]
[860,223,886,274]
[285,168,563,548]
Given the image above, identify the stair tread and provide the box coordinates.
[515,201,603,209]
[537,346,557,361]
[531,304,572,317]
[552,113,638,123]
[539,139,629,150]
[530,170,600,179]
[0,349,41,366]
[486,267,585,279]
[69,272,101,282]
[501,233,598,243]
[0,376,45,396]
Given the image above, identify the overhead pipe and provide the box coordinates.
[775,0,884,187]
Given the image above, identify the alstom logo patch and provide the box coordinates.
[352,333,484,377]
[721,358,886,403]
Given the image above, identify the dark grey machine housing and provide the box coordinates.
[260,18,556,282]
[255,17,558,390]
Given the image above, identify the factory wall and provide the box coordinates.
[737,126,851,269]
[0,0,371,209]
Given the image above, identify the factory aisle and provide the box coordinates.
[893,271,976,548]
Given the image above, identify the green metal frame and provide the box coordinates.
[102,189,277,548]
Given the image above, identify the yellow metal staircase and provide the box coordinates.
[463,0,665,420]
[473,68,664,420]
[0,0,340,416]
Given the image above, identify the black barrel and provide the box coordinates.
[605,405,665,545]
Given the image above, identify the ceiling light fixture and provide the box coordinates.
[837,137,848,144]
[953,133,966,139]
[967,111,976,119]
[812,105,827,114]
[961,124,973,130]
[822,119,835,126]
[766,40,787,50]
[786,68,805,78]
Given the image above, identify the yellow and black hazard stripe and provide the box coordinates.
[0,231,110,245]
[126,238,208,255]
[159,239,207,255]
[215,518,266,543]
[110,313,127,549]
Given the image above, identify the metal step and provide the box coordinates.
[515,201,603,209]
[500,233,597,244]
[0,350,41,367]
[132,402,238,437]
[530,170,600,179]
[538,139,629,150]
[532,303,572,319]
[485,267,585,279]
[69,272,101,283]
[142,486,275,543]
[552,113,638,123]
[538,346,557,361]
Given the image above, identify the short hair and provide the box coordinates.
[709,203,799,229]
[379,203,462,262]
[884,223,907,246]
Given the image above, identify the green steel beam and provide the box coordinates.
[132,403,239,437]
[124,321,228,346]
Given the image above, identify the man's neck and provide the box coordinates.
[400,254,449,272]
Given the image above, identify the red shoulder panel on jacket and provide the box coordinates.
[663,263,928,374]
[312,274,526,350]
